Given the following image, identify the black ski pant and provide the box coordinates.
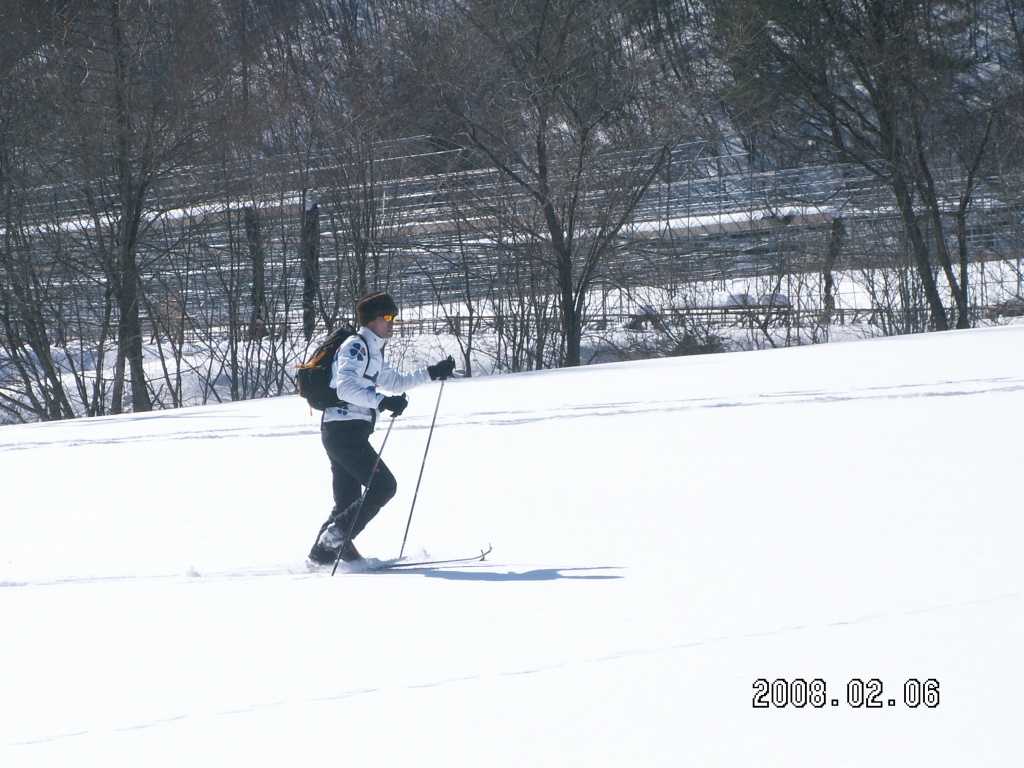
[317,418,397,542]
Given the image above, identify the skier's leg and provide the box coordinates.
[344,456,397,538]
[310,420,372,562]
[318,453,361,536]
[322,419,397,537]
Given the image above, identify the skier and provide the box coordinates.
[307,291,455,566]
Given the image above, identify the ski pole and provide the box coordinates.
[331,414,398,576]
[398,378,445,558]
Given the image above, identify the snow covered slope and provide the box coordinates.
[2,326,1023,766]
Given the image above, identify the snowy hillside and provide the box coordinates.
[2,326,1023,766]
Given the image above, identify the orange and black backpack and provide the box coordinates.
[296,326,366,411]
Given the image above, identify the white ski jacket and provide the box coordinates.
[322,327,430,426]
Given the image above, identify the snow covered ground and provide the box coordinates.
[2,325,1023,766]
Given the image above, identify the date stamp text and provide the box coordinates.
[752,678,940,709]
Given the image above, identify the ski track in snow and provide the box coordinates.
[6,589,1021,749]
[0,561,618,590]
[1,375,1020,453]
[456,375,1024,427]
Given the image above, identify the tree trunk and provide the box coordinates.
[244,206,267,339]
[889,168,950,331]
[301,201,320,341]
[822,217,844,320]
[110,0,152,412]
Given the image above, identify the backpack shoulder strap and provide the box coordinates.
[332,330,373,380]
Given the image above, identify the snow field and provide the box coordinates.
[2,325,1023,766]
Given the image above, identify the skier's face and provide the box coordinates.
[368,314,396,339]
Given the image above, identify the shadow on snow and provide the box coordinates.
[378,566,624,582]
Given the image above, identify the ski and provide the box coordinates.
[369,545,493,571]
[308,545,492,574]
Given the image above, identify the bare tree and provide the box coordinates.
[47,0,254,412]
[0,2,81,421]
[711,0,1015,331]
[408,0,683,366]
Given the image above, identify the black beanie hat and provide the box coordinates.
[356,291,399,326]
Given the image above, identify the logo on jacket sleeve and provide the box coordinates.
[348,342,367,362]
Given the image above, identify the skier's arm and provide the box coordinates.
[376,360,430,394]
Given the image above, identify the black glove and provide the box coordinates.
[378,393,408,417]
[428,355,456,381]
